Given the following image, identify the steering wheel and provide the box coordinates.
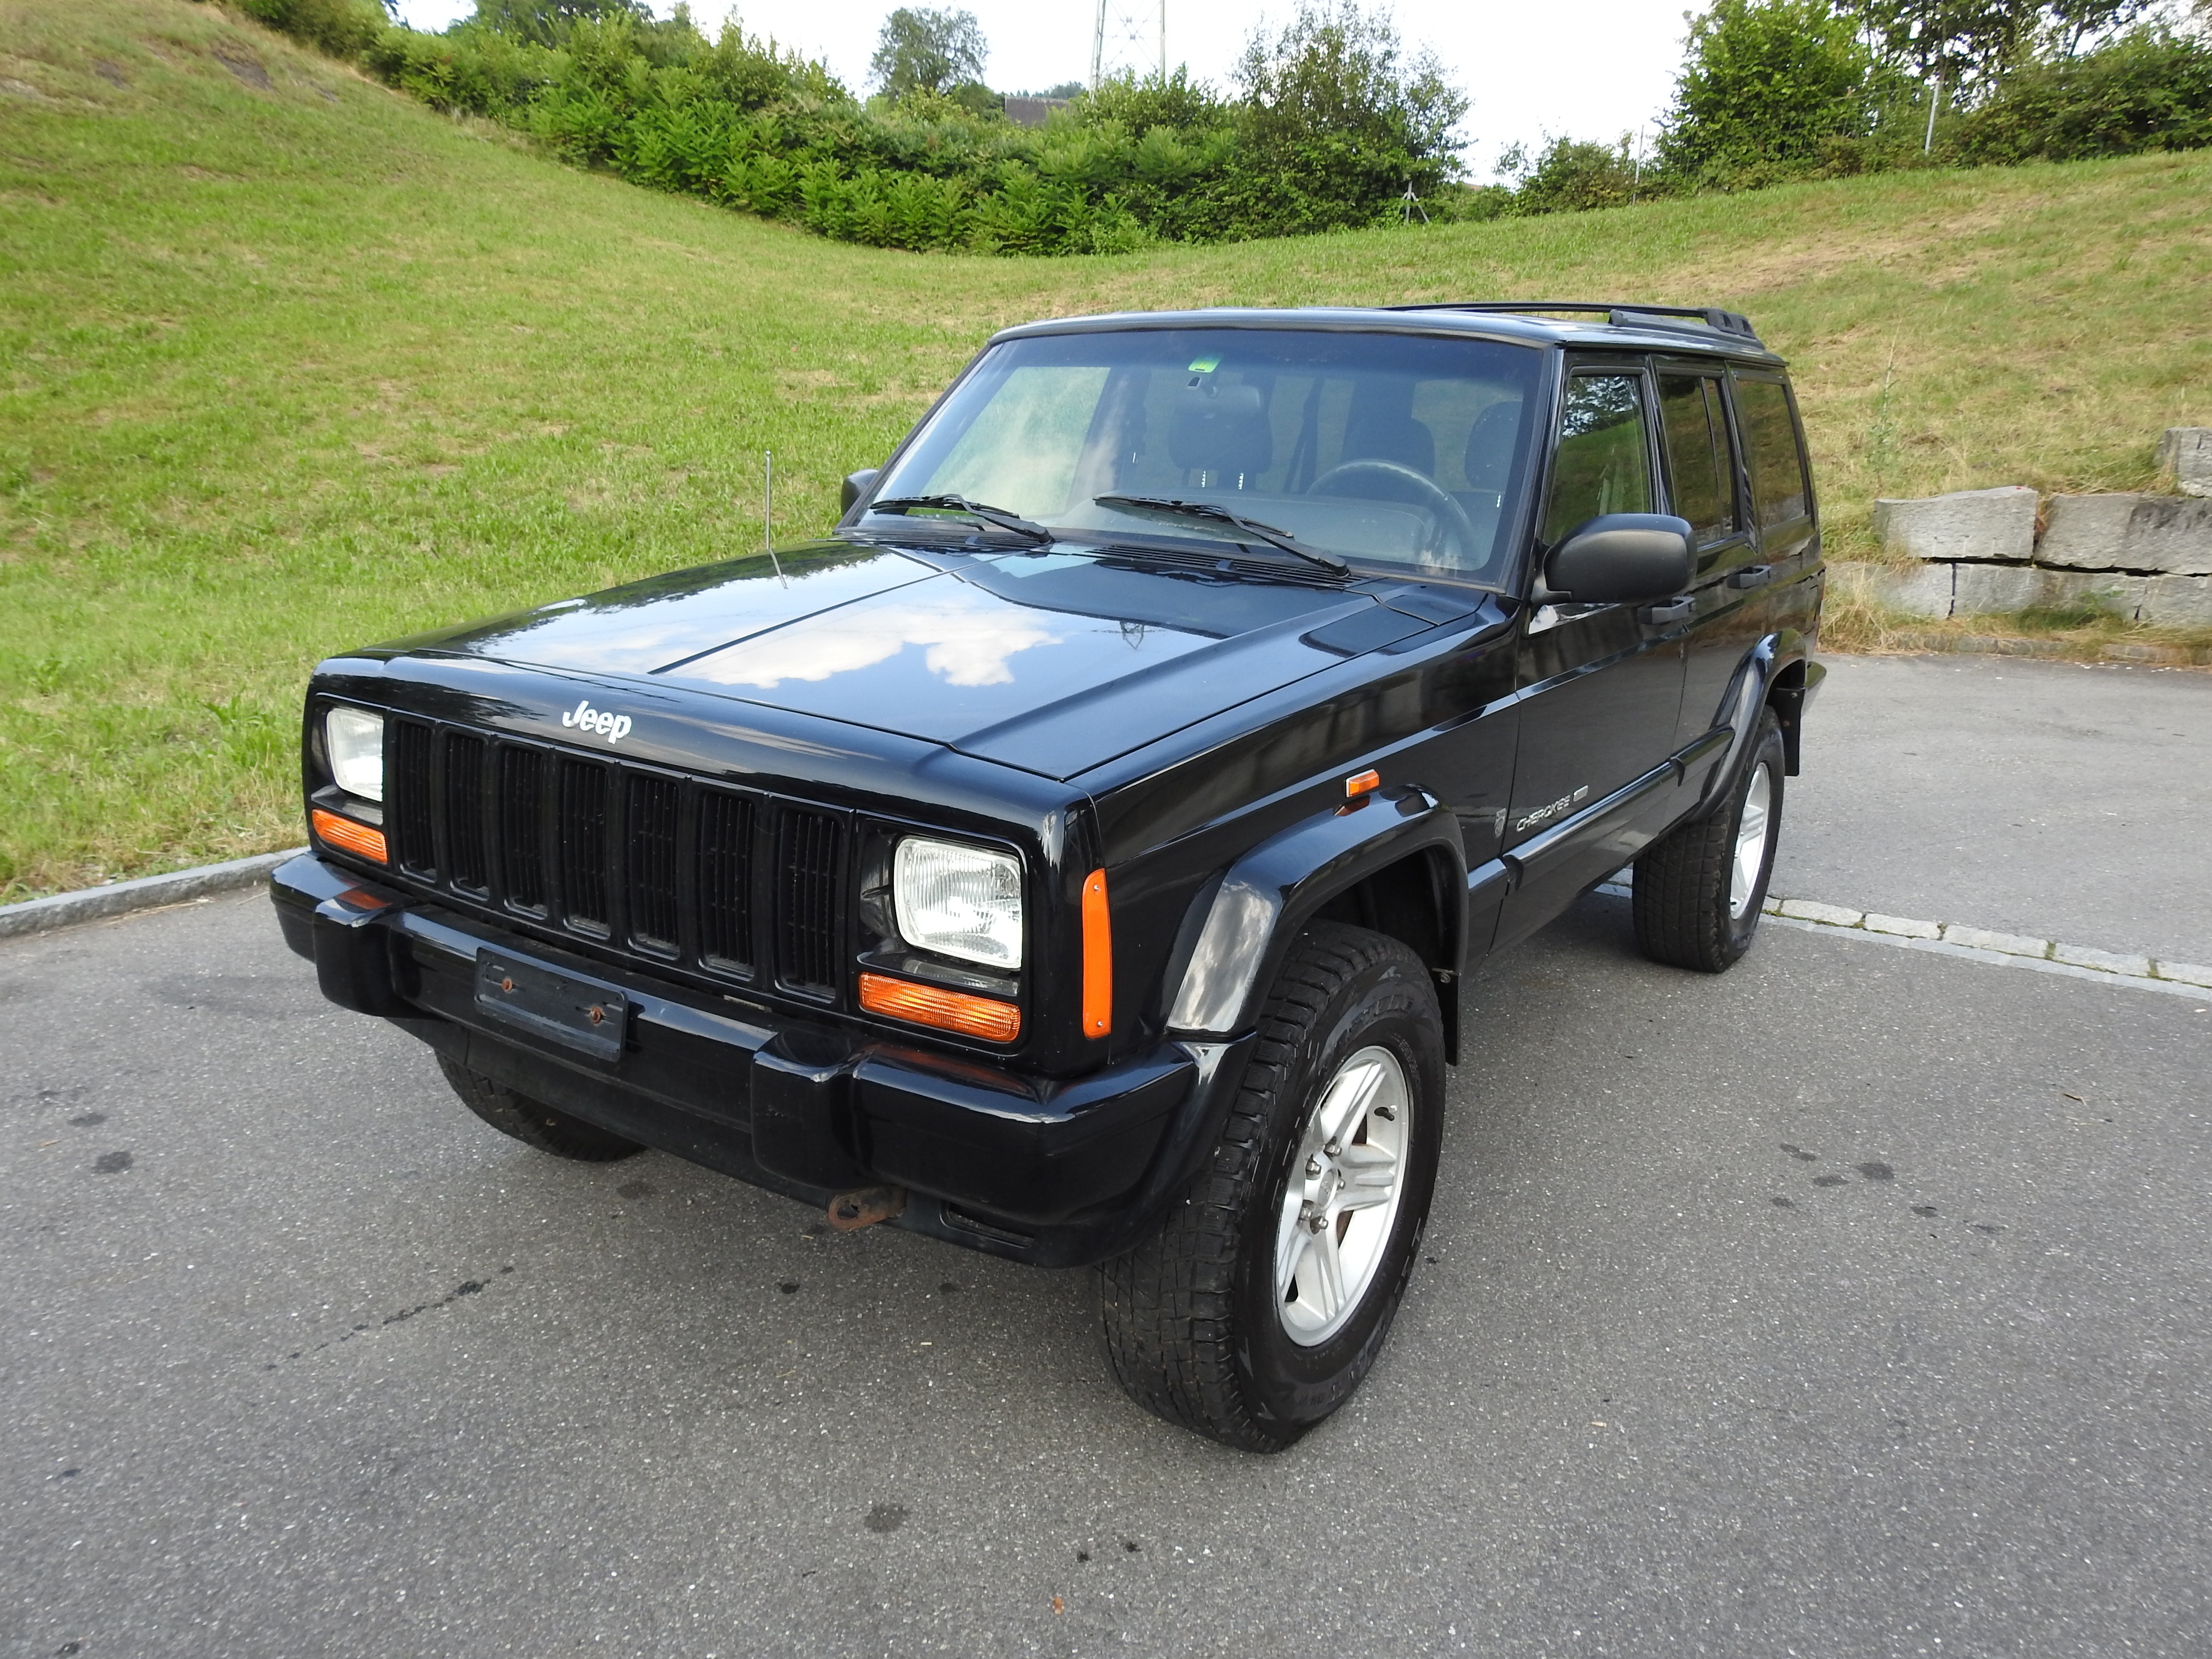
[1308,459,1482,568]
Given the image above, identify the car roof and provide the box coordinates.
[992,304,1787,368]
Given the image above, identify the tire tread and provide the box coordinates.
[1097,923,1426,1452]
[1634,709,1783,973]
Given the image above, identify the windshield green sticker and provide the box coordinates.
[1186,354,1221,373]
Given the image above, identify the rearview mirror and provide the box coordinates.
[1543,514,1694,605]
[841,468,881,514]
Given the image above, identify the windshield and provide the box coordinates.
[869,328,1544,587]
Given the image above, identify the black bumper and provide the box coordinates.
[270,854,1248,1267]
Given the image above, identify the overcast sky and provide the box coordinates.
[387,0,1694,178]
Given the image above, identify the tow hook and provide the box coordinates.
[827,1185,908,1231]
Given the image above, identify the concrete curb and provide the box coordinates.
[1592,879,2212,1001]
[1881,631,2212,668]
[0,849,305,942]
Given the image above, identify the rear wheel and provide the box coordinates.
[1633,707,1785,973]
[436,1054,645,1162]
[1096,923,1445,1452]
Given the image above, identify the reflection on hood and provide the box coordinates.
[689,589,1064,689]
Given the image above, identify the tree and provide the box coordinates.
[869,7,987,100]
[1839,0,2147,90]
[1228,0,1468,232]
[467,0,647,49]
[1657,0,1882,186]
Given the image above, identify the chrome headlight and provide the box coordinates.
[325,707,385,802]
[893,837,1022,970]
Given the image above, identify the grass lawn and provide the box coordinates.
[4,0,2210,898]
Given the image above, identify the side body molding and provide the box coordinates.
[1165,791,1466,1041]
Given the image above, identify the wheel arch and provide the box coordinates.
[1696,632,1821,809]
[1162,793,1467,1063]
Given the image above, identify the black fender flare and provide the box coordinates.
[1162,789,1467,1047]
[1693,634,1816,812]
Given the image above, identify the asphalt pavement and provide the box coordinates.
[1774,653,2212,963]
[5,653,2211,1659]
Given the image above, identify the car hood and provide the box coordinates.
[399,541,1455,780]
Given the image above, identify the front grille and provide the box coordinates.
[390,721,437,877]
[696,789,754,972]
[374,719,857,1008]
[445,736,488,893]
[625,774,681,954]
[777,808,844,997]
[558,758,611,934]
[497,747,546,913]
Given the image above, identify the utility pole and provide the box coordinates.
[1092,0,1164,89]
[1923,74,1941,153]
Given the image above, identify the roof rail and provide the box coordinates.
[1384,300,1763,346]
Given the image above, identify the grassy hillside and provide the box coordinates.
[3,0,2209,899]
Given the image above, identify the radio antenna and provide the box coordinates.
[763,449,785,585]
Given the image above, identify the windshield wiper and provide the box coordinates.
[1091,495,1351,577]
[865,494,1052,543]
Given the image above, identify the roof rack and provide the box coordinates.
[1384,300,1763,346]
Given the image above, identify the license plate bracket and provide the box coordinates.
[473,952,630,1061]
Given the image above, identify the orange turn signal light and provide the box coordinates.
[1345,769,1381,800]
[859,972,1021,1043]
[1081,867,1112,1038]
[312,807,387,865]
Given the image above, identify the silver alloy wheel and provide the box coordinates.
[1729,762,1774,921]
[1274,1045,1410,1347]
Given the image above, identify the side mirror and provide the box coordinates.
[1543,514,1694,604]
[840,469,881,515]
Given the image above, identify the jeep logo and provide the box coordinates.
[560,698,632,744]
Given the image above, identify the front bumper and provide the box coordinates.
[270,854,1248,1267]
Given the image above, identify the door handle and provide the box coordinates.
[1641,596,1695,625]
[1727,564,1774,590]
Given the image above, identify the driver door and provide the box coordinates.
[1495,364,1688,949]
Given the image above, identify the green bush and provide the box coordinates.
[1498,136,1645,215]
[1953,29,2212,162]
[236,0,389,59]
[226,0,2212,249]
[1656,0,1891,188]
[228,0,1464,257]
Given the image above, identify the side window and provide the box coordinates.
[1542,373,1653,543]
[1657,374,1736,542]
[1733,375,1810,530]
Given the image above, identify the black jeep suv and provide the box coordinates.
[275,301,1825,1450]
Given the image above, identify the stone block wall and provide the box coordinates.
[1858,469,2212,626]
[2159,428,2212,499]
[2038,494,2212,575]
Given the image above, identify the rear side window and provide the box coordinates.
[1543,373,1652,543]
[1733,376,1810,529]
[1657,375,1737,543]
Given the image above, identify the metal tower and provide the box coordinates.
[1091,0,1164,90]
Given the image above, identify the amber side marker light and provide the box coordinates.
[1081,867,1112,1038]
[312,807,387,865]
[1344,769,1381,803]
[859,972,1022,1043]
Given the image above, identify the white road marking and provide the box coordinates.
[1591,881,2212,1002]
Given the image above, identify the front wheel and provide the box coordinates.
[1633,707,1786,973]
[1096,923,1445,1452]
